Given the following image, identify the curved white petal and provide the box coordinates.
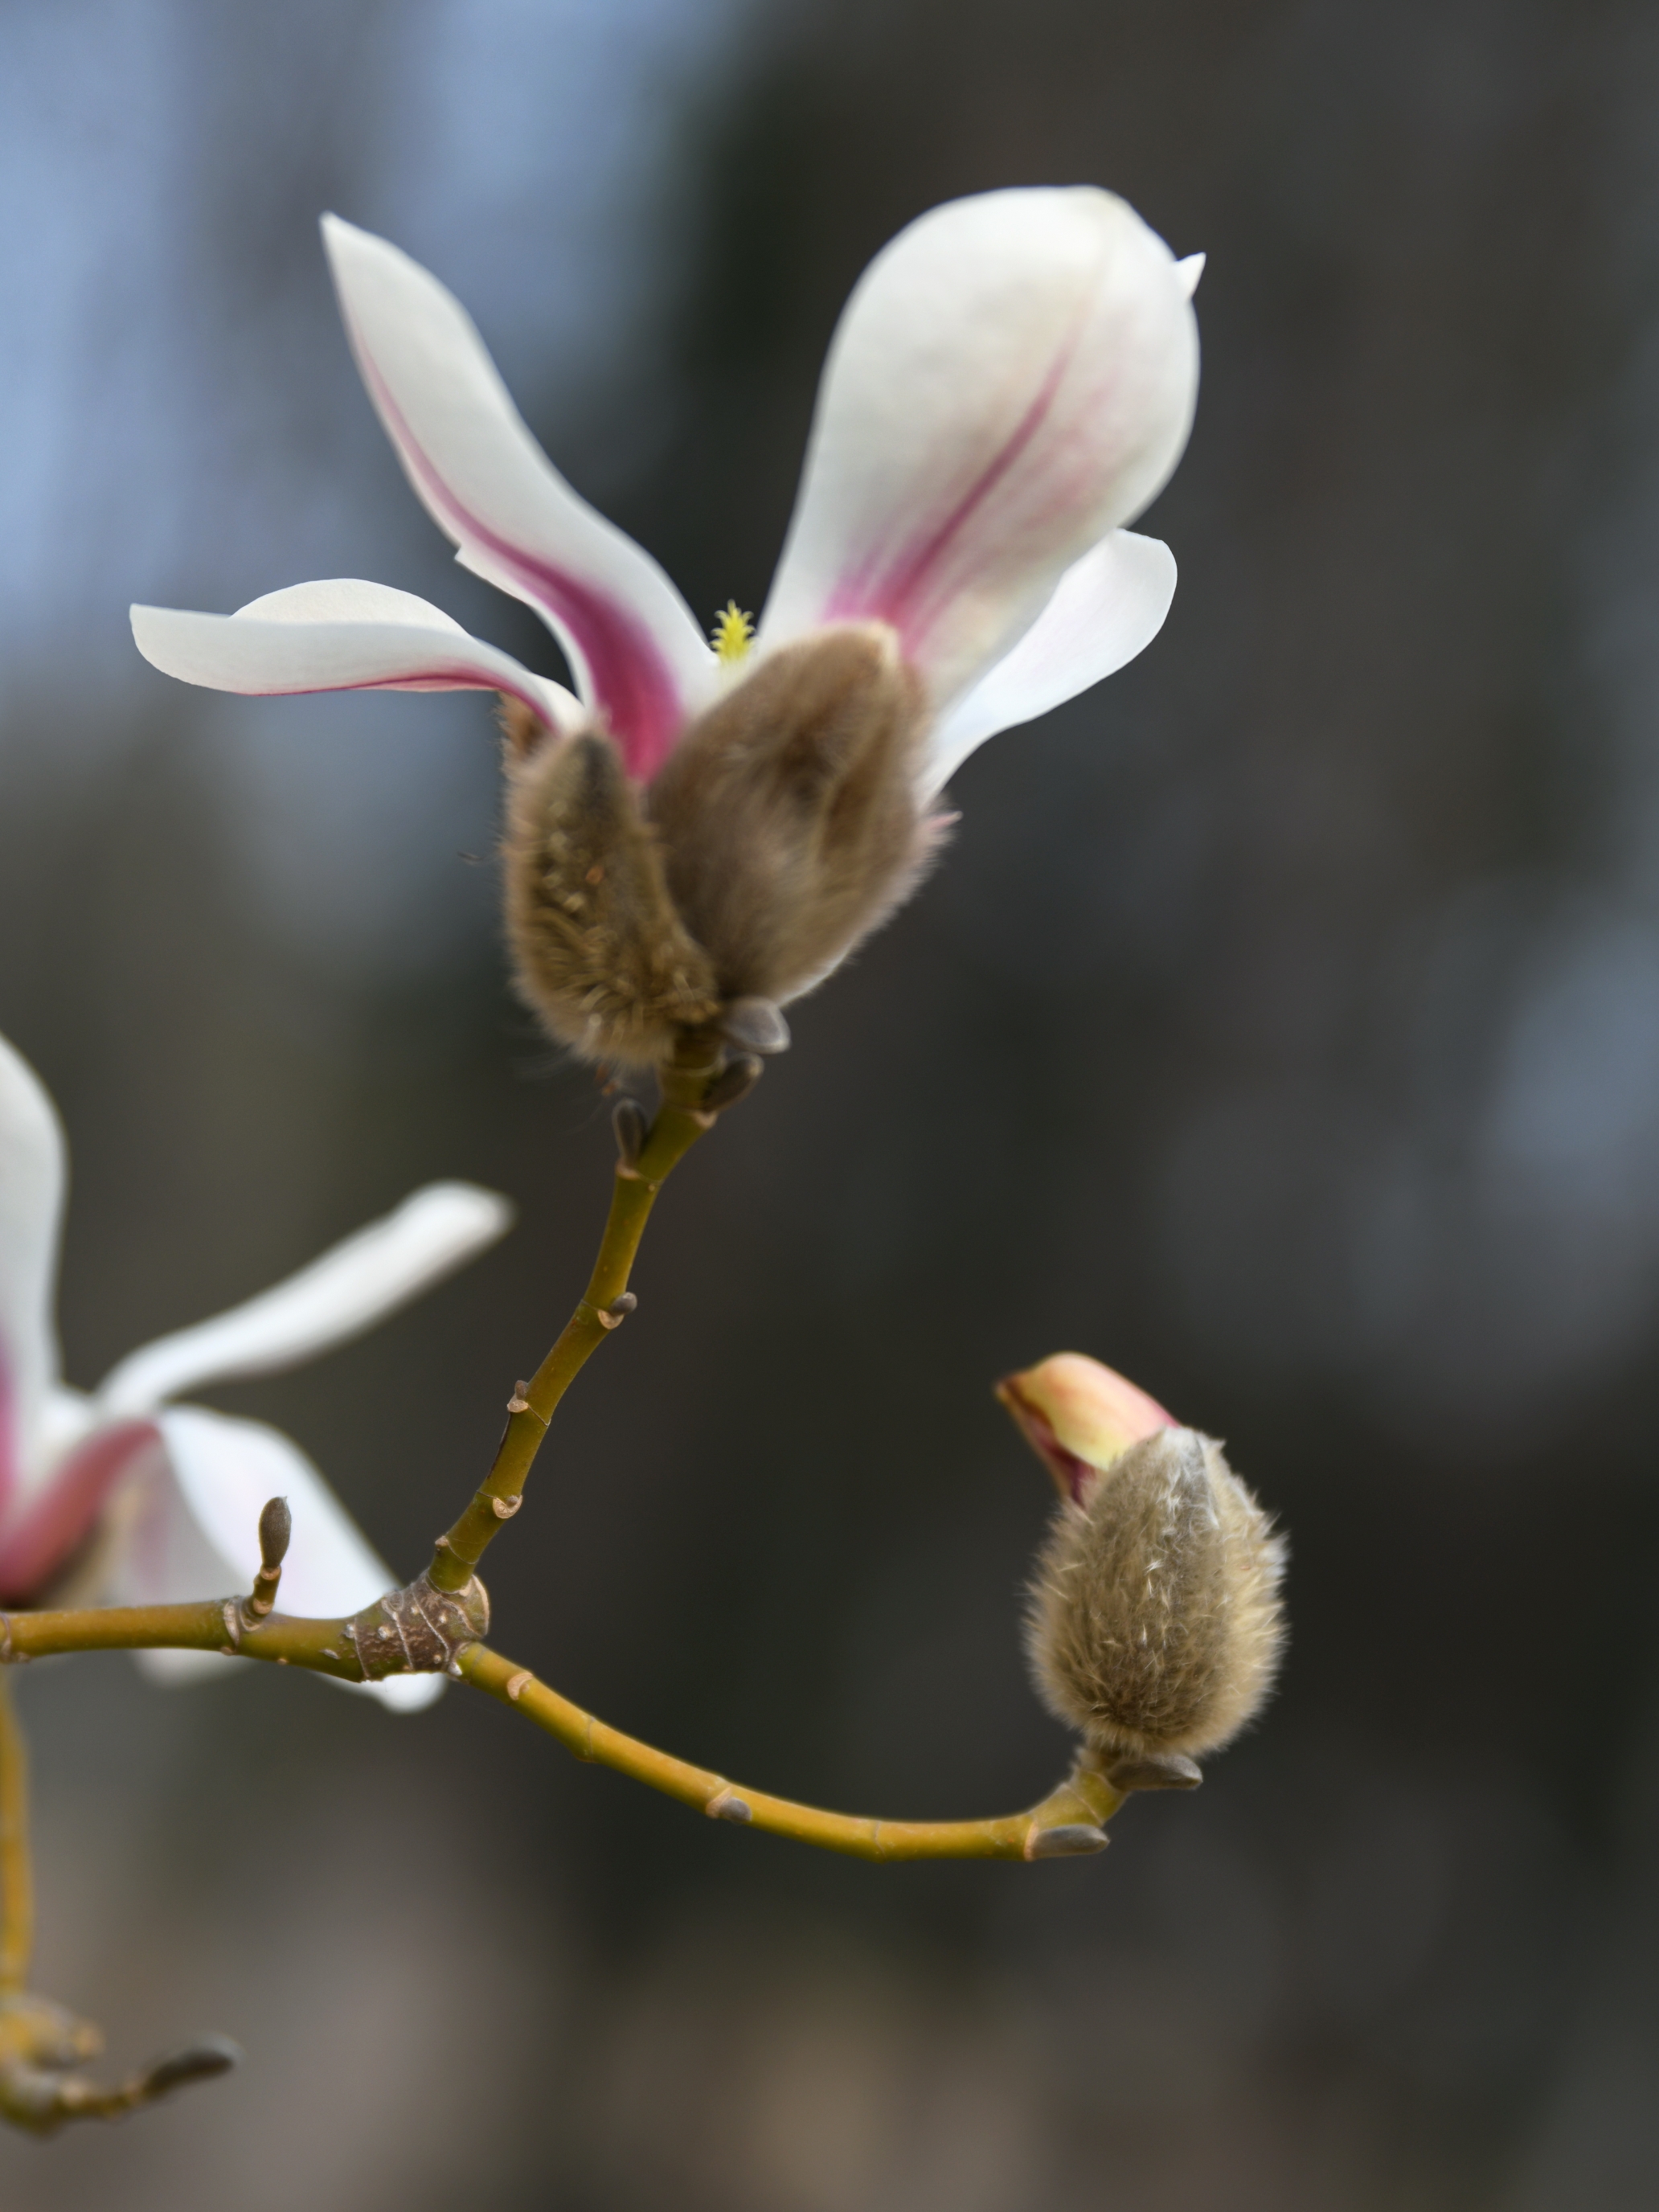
[0,1032,66,1505]
[322,216,715,778]
[921,530,1177,796]
[760,187,1198,715]
[131,579,582,734]
[98,1182,513,1418]
[117,1407,440,1710]
[1176,252,1206,298]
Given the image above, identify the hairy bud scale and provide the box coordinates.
[1026,1426,1285,1767]
[502,727,723,1068]
[501,624,940,1069]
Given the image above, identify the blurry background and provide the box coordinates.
[0,0,1655,2203]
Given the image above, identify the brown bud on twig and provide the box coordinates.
[1025,1427,1286,1785]
[700,1054,764,1115]
[242,1495,291,1623]
[0,1995,239,2135]
[719,997,791,1055]
[612,1095,649,1166]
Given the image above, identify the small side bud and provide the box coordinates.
[503,727,722,1069]
[1025,1822,1110,1859]
[720,997,791,1055]
[700,1053,764,1114]
[257,1496,292,1575]
[612,1095,649,1166]
[132,2036,240,2102]
[1104,1751,1203,1792]
[243,1496,291,1622]
[1026,1423,1287,1772]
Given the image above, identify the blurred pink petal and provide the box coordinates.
[0,1032,66,1515]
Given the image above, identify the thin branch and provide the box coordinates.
[0,1676,32,1993]
[0,1608,1121,1861]
[457,1645,1122,1861]
[425,1038,723,1596]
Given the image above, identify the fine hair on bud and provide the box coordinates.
[502,724,722,1069]
[646,624,939,1006]
[1026,1428,1285,1766]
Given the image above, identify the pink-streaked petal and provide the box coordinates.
[760,188,1198,716]
[0,1031,68,1514]
[997,1352,1175,1505]
[98,1182,513,1419]
[920,530,1177,797]
[322,215,715,779]
[115,1407,440,1710]
[130,584,582,734]
[0,1417,160,1604]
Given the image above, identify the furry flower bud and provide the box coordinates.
[500,624,940,1071]
[1000,1353,1286,1784]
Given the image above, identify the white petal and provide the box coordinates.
[322,216,715,779]
[98,1182,513,1417]
[131,581,582,734]
[117,1407,441,1710]
[760,187,1198,715]
[0,1031,65,1505]
[1177,252,1206,298]
[921,530,1178,795]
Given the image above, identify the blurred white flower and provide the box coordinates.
[132,186,1201,811]
[0,1029,511,1709]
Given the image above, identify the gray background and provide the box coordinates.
[2,0,1656,2204]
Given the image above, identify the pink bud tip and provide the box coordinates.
[995,1352,1174,1502]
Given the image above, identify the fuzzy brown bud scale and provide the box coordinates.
[502,624,939,1069]
[1026,1427,1285,1769]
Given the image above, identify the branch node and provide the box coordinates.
[490,1494,523,1521]
[344,1572,490,1682]
[705,1787,752,1824]
[505,1669,532,1702]
[506,1383,530,1414]
[596,1292,637,1331]
[219,1601,241,1652]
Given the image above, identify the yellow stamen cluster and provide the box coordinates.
[711,600,754,664]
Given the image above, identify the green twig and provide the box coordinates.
[425,1041,720,1596]
[0,1676,32,1994]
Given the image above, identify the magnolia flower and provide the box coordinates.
[132,188,1201,1066]
[0,1029,511,1709]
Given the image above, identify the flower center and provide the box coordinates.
[711,600,754,665]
